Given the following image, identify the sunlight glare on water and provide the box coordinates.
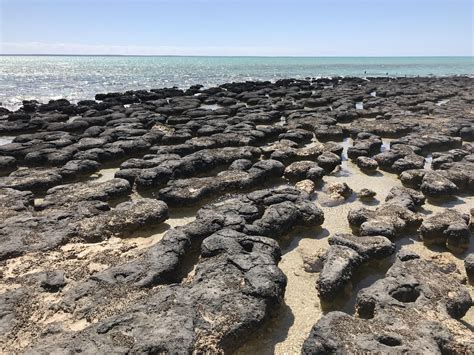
[1,56,472,110]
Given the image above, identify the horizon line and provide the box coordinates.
[1,54,473,58]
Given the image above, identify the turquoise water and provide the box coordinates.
[1,56,472,110]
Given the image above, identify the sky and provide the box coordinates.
[0,0,472,56]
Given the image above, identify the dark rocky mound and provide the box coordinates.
[304,252,473,354]
[316,233,395,300]
[419,209,471,253]
[347,186,425,239]
[23,187,324,353]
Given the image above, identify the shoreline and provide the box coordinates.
[2,75,473,113]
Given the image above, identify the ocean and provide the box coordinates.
[1,55,472,110]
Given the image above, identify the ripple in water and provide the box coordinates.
[1,56,473,110]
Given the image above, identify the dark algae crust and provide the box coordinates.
[0,76,473,353]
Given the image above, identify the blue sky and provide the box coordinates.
[1,0,472,56]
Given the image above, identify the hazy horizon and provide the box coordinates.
[1,0,472,57]
[1,54,473,58]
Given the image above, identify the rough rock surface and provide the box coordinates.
[348,132,382,159]
[0,178,134,259]
[356,156,379,171]
[465,253,474,283]
[1,76,473,353]
[23,187,324,353]
[348,186,425,239]
[419,209,471,252]
[316,233,395,299]
[28,230,286,353]
[305,253,473,354]
[358,188,376,200]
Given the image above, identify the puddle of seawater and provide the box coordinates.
[424,153,432,170]
[436,99,450,106]
[355,102,364,110]
[236,227,328,355]
[380,137,393,152]
[370,91,377,97]
[89,167,120,183]
[0,136,15,145]
[66,116,81,123]
[341,137,351,161]
[421,194,474,216]
[200,104,221,110]
[319,159,402,233]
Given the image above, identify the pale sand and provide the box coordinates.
[0,203,196,350]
